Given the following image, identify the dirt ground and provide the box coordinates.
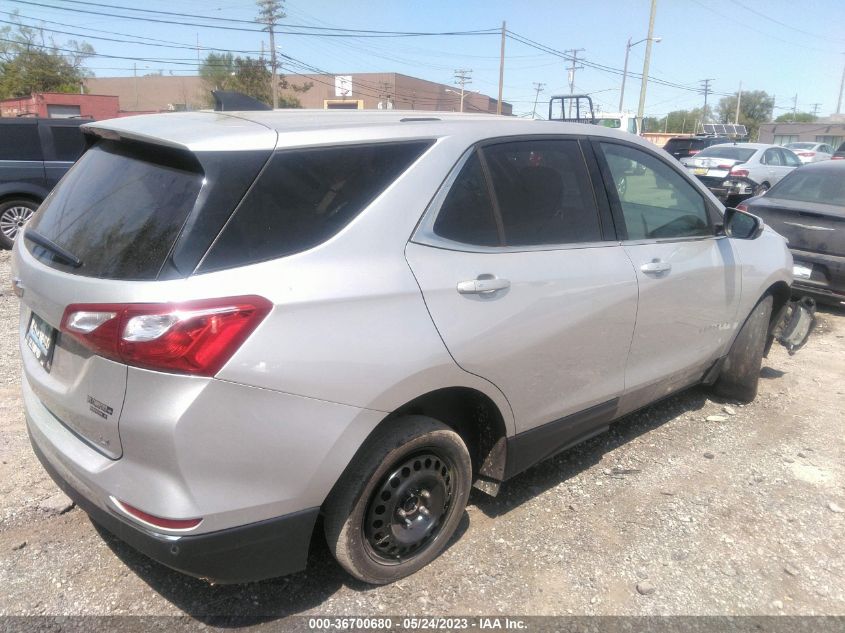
[1,248,843,622]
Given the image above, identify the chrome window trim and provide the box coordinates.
[411,141,619,254]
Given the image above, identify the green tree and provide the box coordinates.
[199,52,310,108]
[716,90,774,140]
[654,109,703,134]
[775,111,816,123]
[0,13,94,98]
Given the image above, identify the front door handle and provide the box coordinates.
[640,261,672,274]
[457,277,511,294]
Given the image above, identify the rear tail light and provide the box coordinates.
[716,164,733,170]
[736,203,749,212]
[831,156,844,160]
[797,152,815,157]
[61,296,272,376]
[688,149,700,155]
[729,168,749,178]
[113,498,202,530]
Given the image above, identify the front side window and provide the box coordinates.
[600,142,711,241]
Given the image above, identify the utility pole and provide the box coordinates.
[532,82,545,119]
[810,103,821,120]
[497,21,506,115]
[454,69,472,113]
[565,48,585,118]
[699,78,714,133]
[257,0,284,109]
[792,93,798,122]
[735,80,742,124]
[636,0,658,130]
[837,54,845,114]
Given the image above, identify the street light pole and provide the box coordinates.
[636,0,658,128]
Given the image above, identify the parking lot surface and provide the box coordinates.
[1,249,843,621]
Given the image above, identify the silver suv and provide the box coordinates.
[13,111,793,585]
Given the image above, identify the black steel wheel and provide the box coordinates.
[323,416,471,584]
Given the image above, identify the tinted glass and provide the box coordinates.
[433,152,499,246]
[780,149,802,167]
[484,140,601,246]
[664,139,692,153]
[0,123,42,161]
[26,141,203,279]
[202,141,431,270]
[48,125,86,162]
[767,169,845,206]
[601,142,710,240]
[695,146,756,161]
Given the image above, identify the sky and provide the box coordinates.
[5,0,845,119]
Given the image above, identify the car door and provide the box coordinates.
[594,140,741,413]
[406,137,638,444]
[778,148,802,178]
[761,147,793,186]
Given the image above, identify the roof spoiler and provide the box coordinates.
[211,91,272,112]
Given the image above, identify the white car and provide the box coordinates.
[681,142,802,201]
[784,142,834,164]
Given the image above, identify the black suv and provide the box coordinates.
[0,118,87,248]
[663,135,730,161]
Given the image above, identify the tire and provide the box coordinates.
[712,295,773,403]
[0,199,38,249]
[752,182,770,197]
[323,416,472,584]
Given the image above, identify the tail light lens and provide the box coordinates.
[797,152,815,157]
[832,156,844,160]
[688,149,700,156]
[736,203,749,212]
[729,168,749,178]
[61,296,272,376]
[716,164,733,170]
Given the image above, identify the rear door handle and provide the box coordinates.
[640,261,671,274]
[457,277,511,294]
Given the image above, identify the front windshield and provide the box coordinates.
[695,146,757,161]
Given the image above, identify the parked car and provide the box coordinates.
[0,118,87,248]
[739,160,845,306]
[681,142,802,203]
[832,142,845,160]
[784,142,833,164]
[13,111,795,586]
[663,135,730,160]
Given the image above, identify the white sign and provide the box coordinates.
[335,75,352,97]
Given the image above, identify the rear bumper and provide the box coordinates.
[790,248,845,306]
[30,435,318,583]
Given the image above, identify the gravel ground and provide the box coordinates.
[1,248,844,622]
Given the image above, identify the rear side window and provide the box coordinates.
[48,125,86,161]
[201,141,431,270]
[26,141,203,279]
[433,152,500,246]
[0,124,42,161]
[484,140,601,246]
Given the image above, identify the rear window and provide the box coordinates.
[26,140,203,279]
[786,143,815,150]
[768,169,845,206]
[0,123,42,161]
[664,139,693,152]
[200,141,432,271]
[695,146,756,162]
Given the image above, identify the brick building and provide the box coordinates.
[0,92,120,120]
[85,72,512,115]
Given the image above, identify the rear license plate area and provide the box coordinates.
[26,312,57,372]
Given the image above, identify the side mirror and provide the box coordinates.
[723,207,764,240]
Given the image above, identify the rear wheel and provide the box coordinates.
[323,416,471,584]
[0,199,38,249]
[712,295,773,402]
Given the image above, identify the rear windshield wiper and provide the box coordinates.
[24,230,83,268]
